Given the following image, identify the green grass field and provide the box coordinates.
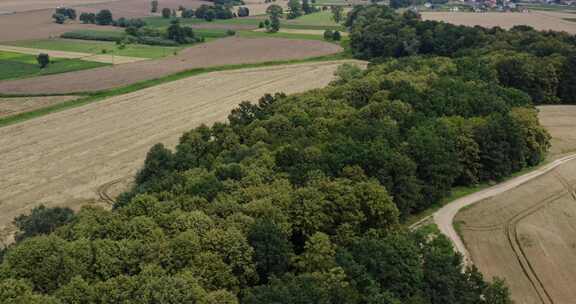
[0,51,108,81]
[286,11,339,26]
[144,13,344,31]
[5,39,182,59]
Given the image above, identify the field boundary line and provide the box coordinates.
[0,56,360,128]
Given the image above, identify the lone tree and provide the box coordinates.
[36,53,50,69]
[265,5,282,33]
[330,5,343,23]
[96,9,113,25]
[287,0,302,19]
[162,7,172,18]
[151,0,159,13]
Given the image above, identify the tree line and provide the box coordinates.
[348,5,576,104]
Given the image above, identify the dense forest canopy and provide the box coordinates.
[0,5,562,304]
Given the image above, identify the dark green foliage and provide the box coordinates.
[195,5,234,20]
[36,53,50,69]
[113,17,146,28]
[248,219,293,283]
[151,0,159,13]
[287,0,302,19]
[238,6,250,17]
[162,7,172,18]
[13,205,74,242]
[79,12,96,24]
[53,7,76,23]
[95,9,113,25]
[347,5,576,104]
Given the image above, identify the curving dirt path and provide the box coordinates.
[0,37,343,95]
[433,154,576,264]
[0,60,362,243]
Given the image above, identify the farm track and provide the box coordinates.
[451,167,576,304]
[96,178,125,206]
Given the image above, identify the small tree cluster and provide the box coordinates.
[95,9,113,25]
[36,53,50,69]
[195,5,234,21]
[79,12,96,24]
[323,29,341,41]
[52,7,76,24]
[238,6,250,17]
[151,0,159,13]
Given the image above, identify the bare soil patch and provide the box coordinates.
[422,11,576,34]
[0,96,78,118]
[455,106,576,304]
[0,0,116,13]
[0,10,122,42]
[0,37,343,94]
[0,60,361,243]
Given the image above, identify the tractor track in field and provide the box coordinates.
[456,168,576,304]
[96,178,126,205]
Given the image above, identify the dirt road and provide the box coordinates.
[434,154,576,264]
[432,106,576,303]
[0,37,342,94]
[0,60,362,242]
[0,45,146,64]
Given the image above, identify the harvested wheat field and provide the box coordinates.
[454,106,576,304]
[0,37,342,94]
[422,11,576,34]
[0,60,363,243]
[0,96,78,118]
[538,105,576,157]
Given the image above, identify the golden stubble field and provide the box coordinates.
[455,106,576,304]
[422,11,576,34]
[0,60,363,244]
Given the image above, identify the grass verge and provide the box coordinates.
[404,158,553,229]
[0,52,351,127]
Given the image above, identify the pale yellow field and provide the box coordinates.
[0,60,363,243]
[455,106,576,304]
[0,96,78,118]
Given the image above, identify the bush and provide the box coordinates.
[137,36,179,46]
[79,12,96,24]
[60,30,125,42]
[95,9,113,25]
[332,30,341,41]
[36,53,50,69]
[162,7,172,18]
[238,6,250,17]
[226,29,236,36]
[323,29,333,40]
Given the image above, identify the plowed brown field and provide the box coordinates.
[0,37,343,94]
[0,60,363,243]
[422,11,576,34]
[455,106,576,304]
